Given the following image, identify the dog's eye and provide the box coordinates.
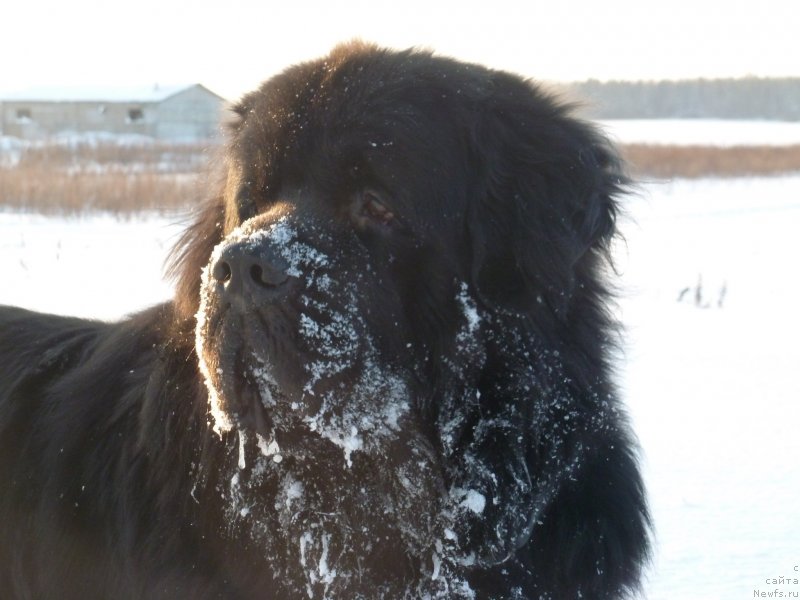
[355,190,396,228]
[363,191,394,225]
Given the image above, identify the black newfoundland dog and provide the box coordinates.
[0,43,649,599]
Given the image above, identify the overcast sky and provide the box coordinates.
[2,0,798,102]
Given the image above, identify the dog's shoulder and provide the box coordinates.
[0,303,178,397]
[0,306,107,384]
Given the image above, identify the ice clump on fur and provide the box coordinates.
[455,488,486,515]
[456,282,481,337]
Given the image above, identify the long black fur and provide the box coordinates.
[0,43,649,599]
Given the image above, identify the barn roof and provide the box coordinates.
[0,84,225,103]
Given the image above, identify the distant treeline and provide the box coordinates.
[566,78,800,120]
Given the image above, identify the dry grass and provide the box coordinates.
[2,139,800,215]
[621,144,800,179]
[0,168,203,214]
[0,140,215,215]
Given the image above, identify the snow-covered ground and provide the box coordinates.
[616,176,800,599]
[0,211,185,320]
[600,119,800,147]
[2,175,800,598]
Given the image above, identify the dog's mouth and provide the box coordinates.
[196,280,413,466]
[201,330,413,466]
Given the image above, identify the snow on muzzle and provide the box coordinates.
[196,209,412,467]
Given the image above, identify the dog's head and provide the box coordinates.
[184,42,620,447]
[174,43,627,593]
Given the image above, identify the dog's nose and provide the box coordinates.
[211,242,292,303]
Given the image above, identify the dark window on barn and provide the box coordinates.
[16,108,32,122]
[127,108,144,122]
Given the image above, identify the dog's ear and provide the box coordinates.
[467,74,623,318]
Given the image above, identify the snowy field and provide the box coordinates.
[2,175,800,598]
[0,211,185,320]
[616,176,800,599]
[600,119,800,147]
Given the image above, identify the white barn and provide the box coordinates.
[0,84,227,141]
